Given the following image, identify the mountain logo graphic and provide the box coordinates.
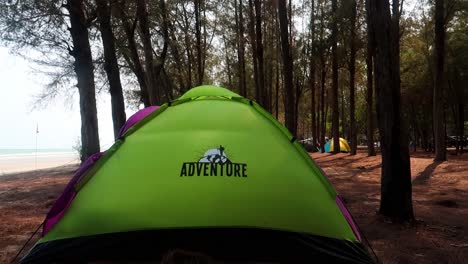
[180,146,247,178]
[198,145,231,164]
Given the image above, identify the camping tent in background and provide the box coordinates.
[22,85,372,263]
[324,137,352,153]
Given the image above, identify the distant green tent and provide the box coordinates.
[22,85,372,263]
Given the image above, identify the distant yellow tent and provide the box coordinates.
[324,138,351,153]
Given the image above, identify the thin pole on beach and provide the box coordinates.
[35,123,38,171]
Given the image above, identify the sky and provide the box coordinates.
[0,47,120,150]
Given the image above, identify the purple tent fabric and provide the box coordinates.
[43,152,103,236]
[336,196,361,241]
[118,106,159,137]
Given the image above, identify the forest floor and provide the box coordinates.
[311,149,468,264]
[0,149,467,263]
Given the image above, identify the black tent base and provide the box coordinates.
[21,228,373,263]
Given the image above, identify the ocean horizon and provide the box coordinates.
[0,148,75,157]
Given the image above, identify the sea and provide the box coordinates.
[0,149,78,159]
[0,148,75,156]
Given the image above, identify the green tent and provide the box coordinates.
[22,85,372,263]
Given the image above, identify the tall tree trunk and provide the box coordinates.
[315,82,320,151]
[115,1,149,107]
[455,69,464,154]
[254,0,266,109]
[368,0,414,222]
[365,0,376,156]
[275,57,279,119]
[320,54,326,152]
[96,0,126,139]
[365,55,375,154]
[434,0,446,161]
[341,85,345,138]
[155,0,169,101]
[248,0,259,99]
[458,96,464,154]
[318,2,326,152]
[167,18,186,92]
[288,0,292,45]
[137,0,159,105]
[66,0,100,161]
[410,104,419,152]
[223,34,233,88]
[277,0,296,135]
[295,79,301,135]
[235,0,247,97]
[264,2,273,112]
[331,0,339,153]
[310,0,316,150]
[202,1,207,79]
[194,0,203,85]
[275,5,280,119]
[182,4,193,90]
[349,0,357,155]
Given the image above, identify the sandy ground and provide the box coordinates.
[0,150,467,263]
[0,152,79,174]
[311,150,468,264]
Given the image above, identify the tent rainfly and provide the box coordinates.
[21,85,373,264]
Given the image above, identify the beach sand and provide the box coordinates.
[0,152,79,175]
[1,150,467,263]
[0,164,79,263]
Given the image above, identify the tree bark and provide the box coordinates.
[277,0,296,135]
[248,0,259,99]
[366,54,375,155]
[341,85,345,140]
[319,1,327,153]
[349,0,357,155]
[295,78,302,134]
[235,0,247,97]
[254,0,266,109]
[137,0,160,105]
[331,0,340,153]
[275,56,279,119]
[264,2,273,112]
[365,0,376,156]
[66,0,100,161]
[368,0,414,221]
[310,0,317,150]
[455,69,464,154]
[115,1,150,107]
[458,96,464,154]
[96,0,126,140]
[182,4,193,90]
[194,0,203,85]
[155,0,169,101]
[167,17,186,92]
[434,0,446,161]
[202,1,207,79]
[275,5,280,119]
[222,34,233,88]
[320,53,327,153]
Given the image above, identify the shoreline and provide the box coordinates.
[0,151,79,175]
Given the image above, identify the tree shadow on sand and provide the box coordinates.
[412,161,443,185]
